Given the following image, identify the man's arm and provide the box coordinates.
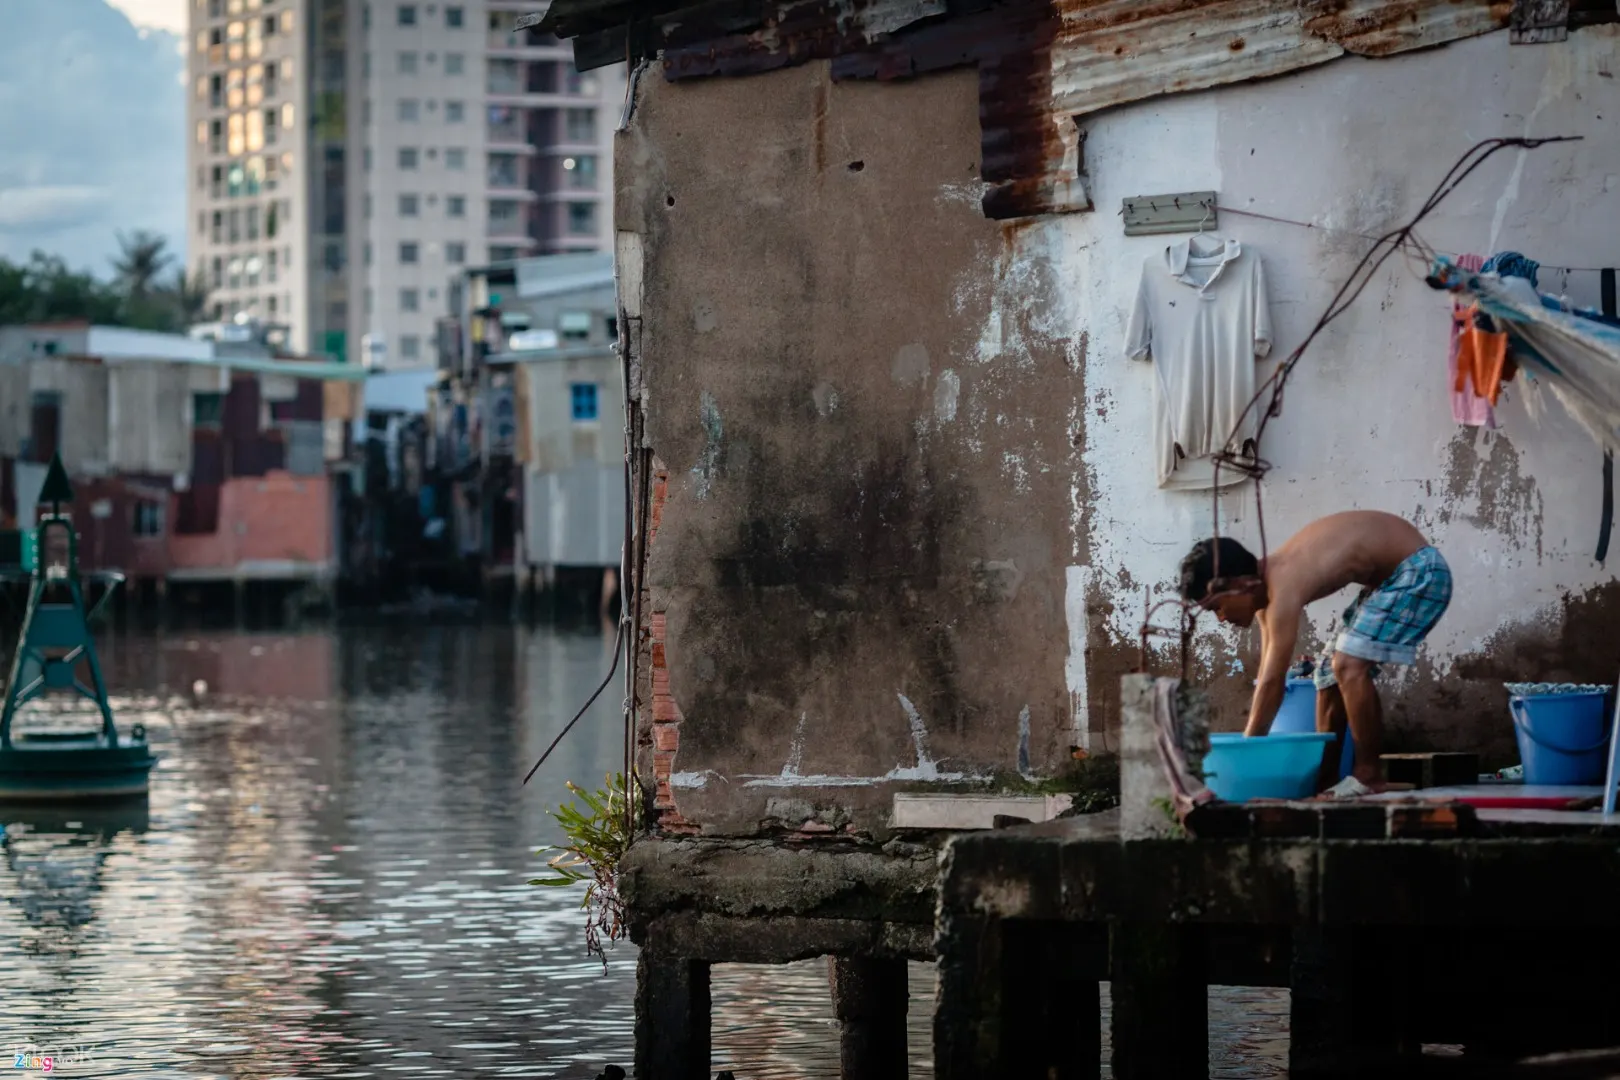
[1245,602,1301,737]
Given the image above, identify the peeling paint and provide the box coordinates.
[691,389,724,499]
[1016,704,1033,779]
[934,369,959,422]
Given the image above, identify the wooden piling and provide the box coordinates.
[633,949,710,1080]
[827,956,908,1079]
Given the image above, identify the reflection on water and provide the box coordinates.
[0,626,1287,1078]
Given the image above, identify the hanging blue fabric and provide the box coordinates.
[1482,250,1541,287]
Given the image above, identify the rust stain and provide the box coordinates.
[813,68,829,173]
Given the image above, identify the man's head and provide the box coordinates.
[1179,537,1265,627]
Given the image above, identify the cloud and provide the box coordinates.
[0,186,112,232]
[0,0,183,273]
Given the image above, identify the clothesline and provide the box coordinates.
[1213,203,1608,275]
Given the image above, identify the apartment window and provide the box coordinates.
[267,249,277,283]
[210,164,223,197]
[399,147,419,169]
[399,242,419,264]
[211,211,223,244]
[444,52,464,75]
[209,118,224,152]
[445,147,466,170]
[570,383,599,423]
[364,147,373,171]
[399,335,421,360]
[488,153,519,187]
[446,241,466,264]
[209,73,224,107]
[132,501,165,538]
[446,195,466,218]
[489,200,519,230]
[264,108,278,145]
[446,5,463,27]
[445,100,464,122]
[564,155,597,190]
[398,3,416,25]
[228,208,242,242]
[400,288,420,312]
[210,256,223,288]
[399,51,418,75]
[487,59,520,95]
[399,193,419,216]
[281,102,294,129]
[194,392,225,428]
[227,257,242,288]
[197,211,205,236]
[246,205,260,239]
[362,2,371,29]
[559,311,591,342]
[398,98,419,122]
[263,62,277,96]
[567,202,596,236]
[208,0,222,16]
[565,108,594,143]
[279,9,292,32]
[364,288,373,315]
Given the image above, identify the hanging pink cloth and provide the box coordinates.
[1448,254,1496,427]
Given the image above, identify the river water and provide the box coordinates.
[0,625,1287,1078]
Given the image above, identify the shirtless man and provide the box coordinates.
[1176,511,1453,797]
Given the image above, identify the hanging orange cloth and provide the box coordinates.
[1453,303,1517,406]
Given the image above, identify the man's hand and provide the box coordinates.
[1244,602,1301,737]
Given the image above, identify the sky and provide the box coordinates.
[109,0,186,33]
[0,0,187,279]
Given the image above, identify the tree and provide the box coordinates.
[166,266,212,327]
[110,229,172,304]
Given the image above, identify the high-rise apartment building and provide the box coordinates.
[186,0,623,368]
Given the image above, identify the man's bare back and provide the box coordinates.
[1261,511,1430,612]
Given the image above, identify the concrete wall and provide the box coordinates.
[623,28,1620,836]
[108,364,193,476]
[27,359,110,476]
[517,349,624,568]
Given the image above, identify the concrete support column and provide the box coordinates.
[1109,922,1207,1080]
[936,916,1104,1080]
[633,950,710,1080]
[827,956,908,1080]
[1290,927,1416,1078]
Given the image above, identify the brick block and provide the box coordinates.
[652,723,679,752]
[653,751,674,779]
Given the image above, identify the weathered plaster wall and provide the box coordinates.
[621,63,1082,835]
[1054,27,1620,754]
[625,26,1620,836]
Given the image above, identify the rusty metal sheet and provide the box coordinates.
[543,0,1532,219]
[658,0,948,79]
[1049,1,1509,119]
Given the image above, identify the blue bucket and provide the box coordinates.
[1268,678,1355,780]
[1507,685,1612,785]
[1203,732,1337,802]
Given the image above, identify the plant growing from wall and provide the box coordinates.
[530,772,638,965]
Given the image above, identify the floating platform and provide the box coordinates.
[0,730,157,801]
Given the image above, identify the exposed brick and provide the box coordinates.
[652,723,679,751]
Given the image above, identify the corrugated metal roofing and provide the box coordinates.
[532,0,1609,219]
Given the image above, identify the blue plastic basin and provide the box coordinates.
[1269,678,1355,780]
[1203,732,1336,802]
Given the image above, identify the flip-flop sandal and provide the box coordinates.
[1314,776,1417,801]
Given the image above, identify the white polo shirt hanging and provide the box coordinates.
[1125,235,1273,490]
